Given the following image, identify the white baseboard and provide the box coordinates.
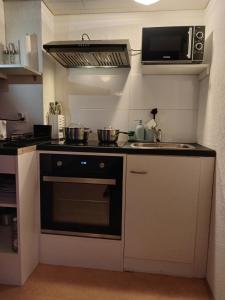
[124,257,205,278]
[40,234,124,271]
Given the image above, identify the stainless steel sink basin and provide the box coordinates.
[130,142,196,150]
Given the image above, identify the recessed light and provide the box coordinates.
[134,0,160,5]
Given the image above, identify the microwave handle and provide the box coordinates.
[187,27,193,59]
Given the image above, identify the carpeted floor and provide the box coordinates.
[0,264,213,300]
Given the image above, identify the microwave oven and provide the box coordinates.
[142,26,205,64]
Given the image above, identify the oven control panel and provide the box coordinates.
[40,154,123,179]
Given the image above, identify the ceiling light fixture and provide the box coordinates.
[134,0,160,5]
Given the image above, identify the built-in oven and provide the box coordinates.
[142,26,205,64]
[40,154,123,240]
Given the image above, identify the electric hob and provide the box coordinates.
[36,140,126,153]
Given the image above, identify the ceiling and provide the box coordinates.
[43,0,210,16]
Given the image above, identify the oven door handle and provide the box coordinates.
[186,27,193,59]
[43,176,116,186]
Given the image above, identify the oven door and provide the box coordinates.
[41,176,122,240]
[142,26,193,63]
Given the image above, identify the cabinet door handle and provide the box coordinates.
[130,171,148,175]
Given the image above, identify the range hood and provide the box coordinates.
[43,40,131,68]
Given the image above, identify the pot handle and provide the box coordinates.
[119,131,129,135]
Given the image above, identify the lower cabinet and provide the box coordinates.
[124,155,215,278]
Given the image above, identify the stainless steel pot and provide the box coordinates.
[64,127,90,142]
[97,128,128,143]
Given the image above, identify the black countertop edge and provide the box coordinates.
[0,141,216,157]
[36,143,216,157]
[0,148,19,155]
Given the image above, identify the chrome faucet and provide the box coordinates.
[152,127,162,143]
[150,108,162,143]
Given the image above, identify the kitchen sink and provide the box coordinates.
[130,142,196,150]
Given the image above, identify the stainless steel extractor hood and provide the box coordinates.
[43,40,131,68]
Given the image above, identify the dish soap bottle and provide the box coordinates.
[135,120,145,141]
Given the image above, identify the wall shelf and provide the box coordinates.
[0,195,17,207]
[141,64,210,80]
[0,72,7,80]
[0,64,41,77]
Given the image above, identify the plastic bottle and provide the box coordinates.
[11,217,18,252]
[135,120,145,141]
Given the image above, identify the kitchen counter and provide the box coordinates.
[0,139,215,157]
[0,140,47,155]
[36,140,216,157]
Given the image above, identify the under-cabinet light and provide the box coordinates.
[134,0,160,5]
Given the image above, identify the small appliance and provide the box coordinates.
[0,120,7,140]
[142,26,205,64]
[43,39,131,68]
[40,154,123,240]
[33,124,52,139]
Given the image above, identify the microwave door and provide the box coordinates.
[142,26,193,63]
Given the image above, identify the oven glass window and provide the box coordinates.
[52,182,110,226]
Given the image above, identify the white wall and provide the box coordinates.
[0,0,43,133]
[42,2,56,124]
[54,11,204,142]
[0,0,5,66]
[197,1,225,299]
[0,0,5,45]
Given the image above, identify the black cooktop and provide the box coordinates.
[45,140,125,148]
[37,140,216,157]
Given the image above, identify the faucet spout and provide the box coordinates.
[152,128,162,143]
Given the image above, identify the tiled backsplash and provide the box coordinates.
[54,11,203,142]
[56,67,199,142]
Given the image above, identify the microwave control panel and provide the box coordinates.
[193,26,205,61]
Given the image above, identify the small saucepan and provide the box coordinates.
[97,128,128,143]
[64,125,90,142]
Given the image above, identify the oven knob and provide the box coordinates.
[195,42,203,51]
[196,31,204,40]
[56,160,63,167]
[99,162,105,169]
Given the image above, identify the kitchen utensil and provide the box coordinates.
[0,120,7,140]
[97,127,128,143]
[55,102,62,115]
[49,102,56,115]
[49,101,63,115]
[3,42,19,64]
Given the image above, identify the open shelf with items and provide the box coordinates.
[0,174,17,208]
[0,152,39,285]
[0,64,42,76]
[141,64,210,80]
[0,207,18,254]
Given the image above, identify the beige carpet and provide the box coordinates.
[0,264,212,300]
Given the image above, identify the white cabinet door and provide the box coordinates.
[125,155,201,264]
